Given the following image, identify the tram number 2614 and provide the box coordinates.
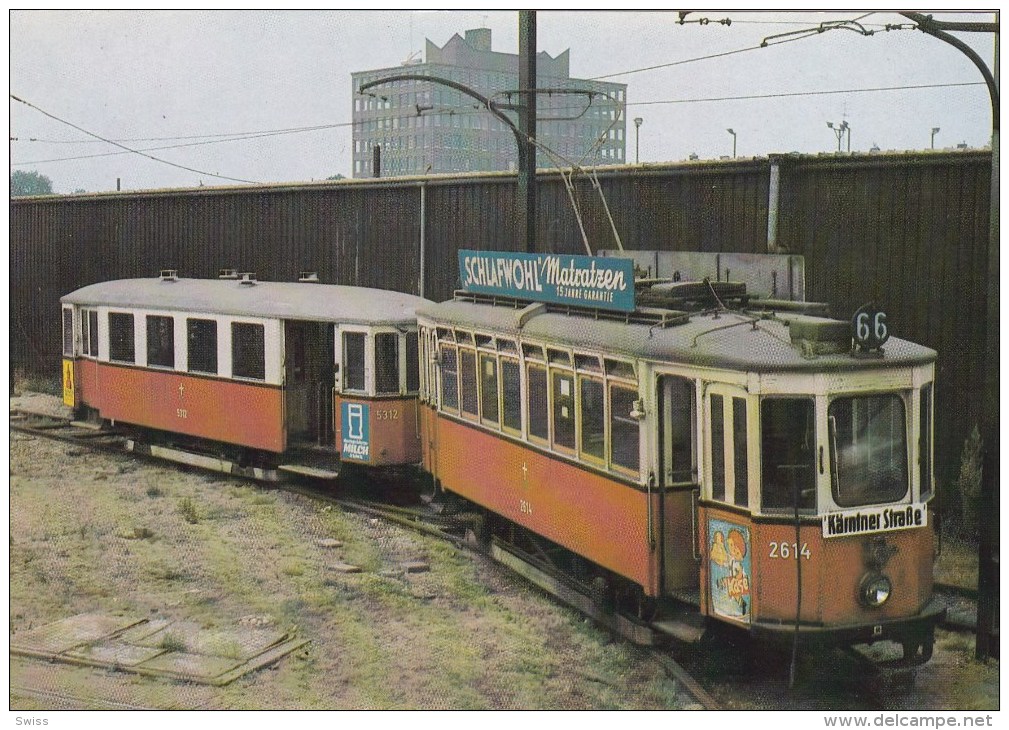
[768,541,811,560]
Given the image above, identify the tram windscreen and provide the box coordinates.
[760,398,816,512]
[828,394,908,507]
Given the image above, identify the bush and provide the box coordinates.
[954,426,983,541]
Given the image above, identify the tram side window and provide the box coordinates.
[232,323,265,380]
[187,319,217,374]
[63,309,74,357]
[733,398,748,505]
[579,377,605,461]
[610,384,639,473]
[87,311,99,357]
[760,398,816,512]
[80,308,98,357]
[710,393,749,506]
[343,332,366,392]
[552,371,575,450]
[919,384,933,501]
[501,358,521,432]
[108,313,135,364]
[440,345,459,410]
[146,315,175,369]
[375,333,399,394]
[406,332,420,393]
[480,354,499,425]
[527,364,548,441]
[460,349,478,418]
[710,395,725,501]
[81,311,90,356]
[663,376,697,484]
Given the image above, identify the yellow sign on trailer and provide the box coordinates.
[62,359,75,407]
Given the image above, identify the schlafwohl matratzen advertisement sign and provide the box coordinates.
[457,250,636,312]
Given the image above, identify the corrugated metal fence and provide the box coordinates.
[10,150,992,482]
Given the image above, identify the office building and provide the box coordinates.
[351,28,627,177]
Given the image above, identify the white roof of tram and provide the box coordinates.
[62,277,430,325]
[417,298,937,373]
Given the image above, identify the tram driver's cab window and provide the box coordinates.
[829,394,908,507]
[760,398,816,512]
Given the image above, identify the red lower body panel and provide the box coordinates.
[425,408,660,594]
[334,394,421,467]
[76,360,285,452]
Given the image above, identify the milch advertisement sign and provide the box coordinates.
[458,250,635,312]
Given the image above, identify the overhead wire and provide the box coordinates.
[15,76,982,169]
[10,11,988,173]
[9,94,261,184]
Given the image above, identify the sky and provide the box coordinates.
[8,9,998,194]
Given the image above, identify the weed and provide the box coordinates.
[279,598,307,622]
[178,497,201,524]
[158,632,187,653]
[151,565,189,583]
[146,485,163,498]
[132,526,155,540]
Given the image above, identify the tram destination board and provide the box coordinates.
[458,250,635,312]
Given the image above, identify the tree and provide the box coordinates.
[326,174,346,181]
[11,170,53,197]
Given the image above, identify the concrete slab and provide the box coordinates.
[11,613,146,654]
[140,651,239,679]
[329,562,362,573]
[11,612,308,686]
[65,641,165,667]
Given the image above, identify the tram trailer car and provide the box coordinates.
[60,271,430,480]
[417,250,944,664]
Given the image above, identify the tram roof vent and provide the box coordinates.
[159,269,178,282]
[239,272,258,286]
[298,271,320,283]
[218,268,239,280]
[788,317,851,356]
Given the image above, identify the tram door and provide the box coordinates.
[656,375,701,594]
[284,321,335,445]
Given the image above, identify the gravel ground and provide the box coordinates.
[9,392,998,712]
[9,393,693,711]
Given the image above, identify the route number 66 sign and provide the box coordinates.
[852,303,890,352]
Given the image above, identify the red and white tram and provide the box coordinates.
[61,270,429,479]
[417,250,944,662]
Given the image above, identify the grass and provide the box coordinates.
[12,371,62,396]
[934,532,979,589]
[12,431,692,710]
[158,632,187,653]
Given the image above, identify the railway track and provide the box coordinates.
[12,406,984,710]
[11,407,719,709]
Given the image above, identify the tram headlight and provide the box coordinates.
[858,572,892,608]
